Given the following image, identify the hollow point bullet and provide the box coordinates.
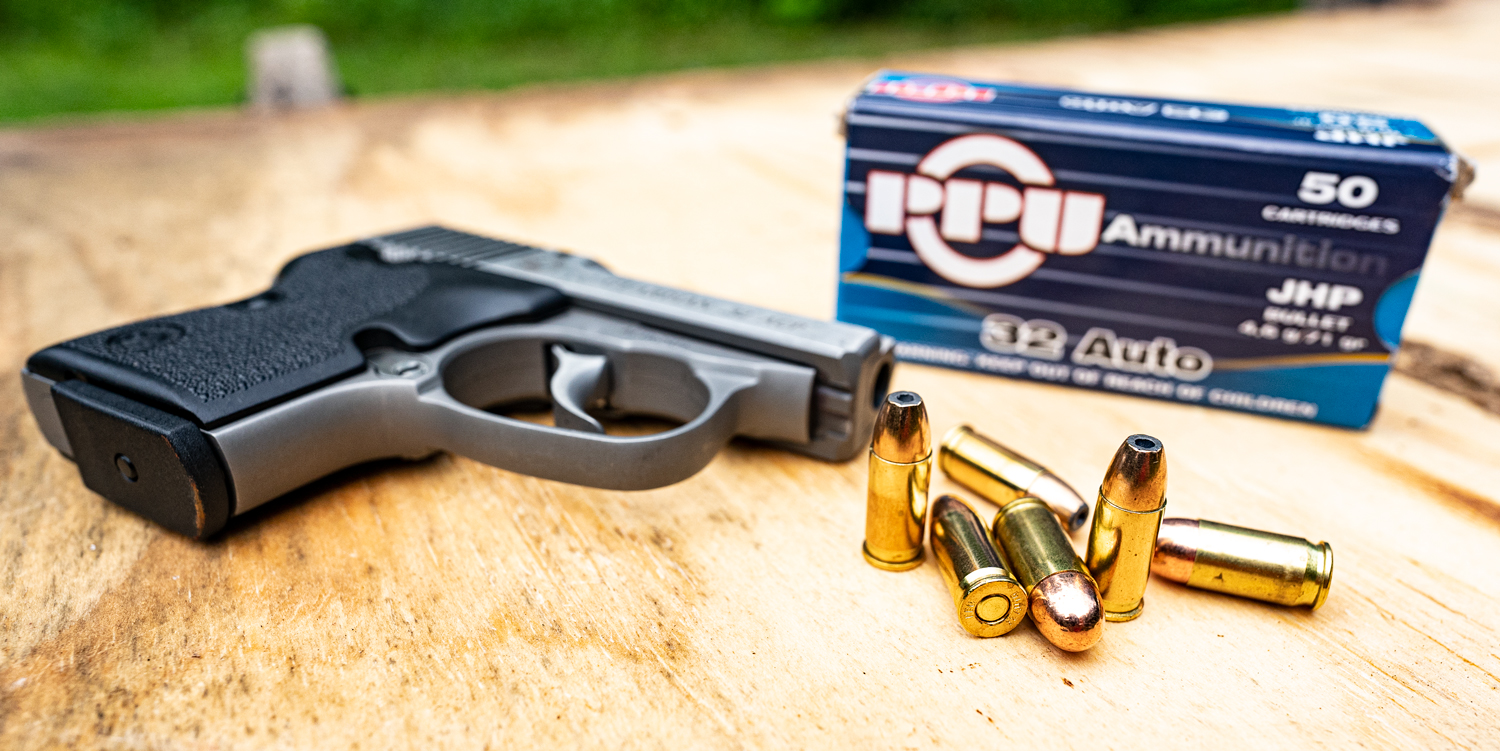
[1153,518,1334,609]
[939,424,1090,532]
[930,495,1027,637]
[991,496,1105,652]
[863,391,930,571]
[1086,434,1167,622]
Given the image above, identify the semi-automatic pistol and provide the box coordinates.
[22,226,896,538]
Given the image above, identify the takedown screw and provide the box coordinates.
[115,454,138,482]
[375,358,429,377]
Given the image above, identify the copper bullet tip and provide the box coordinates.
[1030,571,1105,652]
[1100,434,1167,512]
[1150,517,1200,583]
[871,391,930,463]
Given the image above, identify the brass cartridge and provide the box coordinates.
[1153,518,1333,609]
[863,391,931,571]
[939,424,1090,532]
[1086,434,1167,622]
[991,496,1104,652]
[930,495,1028,637]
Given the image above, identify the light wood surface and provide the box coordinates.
[4,2,1500,748]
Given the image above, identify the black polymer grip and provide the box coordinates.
[29,244,568,427]
[29,242,568,538]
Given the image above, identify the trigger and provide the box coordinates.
[549,345,610,434]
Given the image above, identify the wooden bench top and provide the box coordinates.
[2,1,1498,746]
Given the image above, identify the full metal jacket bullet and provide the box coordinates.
[1153,518,1333,609]
[939,424,1091,532]
[990,496,1105,652]
[863,391,930,571]
[1086,434,1167,622]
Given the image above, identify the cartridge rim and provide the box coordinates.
[1103,601,1143,622]
[862,542,924,571]
[958,573,1028,637]
[938,424,988,462]
[939,423,970,452]
[1310,541,1334,611]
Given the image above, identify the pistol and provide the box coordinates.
[22,226,896,538]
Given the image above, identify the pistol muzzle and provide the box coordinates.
[1153,518,1333,609]
[1087,434,1168,622]
[930,495,1027,637]
[863,391,931,571]
[939,425,1090,532]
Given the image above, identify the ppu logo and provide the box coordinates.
[863,134,1106,288]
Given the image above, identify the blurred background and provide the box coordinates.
[0,0,1310,124]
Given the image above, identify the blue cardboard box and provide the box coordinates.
[836,71,1470,428]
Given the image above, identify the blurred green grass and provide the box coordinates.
[0,0,1296,124]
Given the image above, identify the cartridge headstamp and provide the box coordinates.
[930,495,1027,637]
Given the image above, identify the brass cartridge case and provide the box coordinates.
[1153,518,1333,609]
[939,425,1090,531]
[930,495,1028,637]
[863,391,931,571]
[1086,434,1167,622]
[991,496,1104,652]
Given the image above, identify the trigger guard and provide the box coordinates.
[208,310,815,512]
[421,364,757,490]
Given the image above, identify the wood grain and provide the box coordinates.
[4,2,1500,747]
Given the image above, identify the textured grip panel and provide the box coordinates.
[79,250,428,402]
[29,244,566,427]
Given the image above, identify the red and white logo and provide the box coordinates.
[865,78,997,104]
[863,134,1105,288]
